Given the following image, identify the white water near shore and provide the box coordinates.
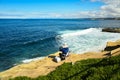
[22,57,45,63]
[57,28,120,53]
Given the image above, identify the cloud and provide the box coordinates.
[71,0,120,18]
[0,12,24,18]
[0,12,62,18]
[90,0,101,2]
[90,0,120,17]
[0,13,23,17]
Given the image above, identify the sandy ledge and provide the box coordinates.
[0,40,120,80]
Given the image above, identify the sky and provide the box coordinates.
[0,0,120,18]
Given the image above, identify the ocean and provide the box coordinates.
[0,19,120,71]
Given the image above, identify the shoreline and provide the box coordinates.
[0,39,120,80]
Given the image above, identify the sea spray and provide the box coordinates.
[60,28,95,37]
[56,28,120,54]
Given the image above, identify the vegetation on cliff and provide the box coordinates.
[10,54,120,80]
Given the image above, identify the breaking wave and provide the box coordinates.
[60,28,97,37]
[22,57,45,63]
[56,28,120,54]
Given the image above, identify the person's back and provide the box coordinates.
[59,43,69,60]
[60,47,69,55]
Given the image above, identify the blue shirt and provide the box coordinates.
[60,47,69,54]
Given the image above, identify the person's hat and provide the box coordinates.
[62,43,68,48]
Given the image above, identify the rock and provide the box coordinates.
[104,41,120,51]
[111,48,120,55]
[102,28,120,33]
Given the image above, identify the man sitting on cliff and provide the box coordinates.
[59,43,69,60]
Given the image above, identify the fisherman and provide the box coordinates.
[59,43,69,60]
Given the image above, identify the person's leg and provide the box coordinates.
[66,52,69,57]
[62,54,66,60]
[59,53,62,58]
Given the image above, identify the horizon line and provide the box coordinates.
[0,17,120,19]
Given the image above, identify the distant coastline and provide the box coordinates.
[90,17,120,20]
[0,17,120,20]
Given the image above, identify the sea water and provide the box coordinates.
[0,19,120,71]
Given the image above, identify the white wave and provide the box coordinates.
[60,28,98,37]
[56,28,120,54]
[22,57,45,63]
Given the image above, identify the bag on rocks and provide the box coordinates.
[54,56,61,63]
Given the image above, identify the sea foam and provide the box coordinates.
[22,57,45,63]
[60,28,95,37]
[56,28,120,54]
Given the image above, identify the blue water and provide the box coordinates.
[0,19,120,71]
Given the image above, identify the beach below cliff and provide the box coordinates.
[0,39,120,80]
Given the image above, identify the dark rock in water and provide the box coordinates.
[102,28,120,33]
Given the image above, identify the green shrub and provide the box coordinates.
[9,76,32,80]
